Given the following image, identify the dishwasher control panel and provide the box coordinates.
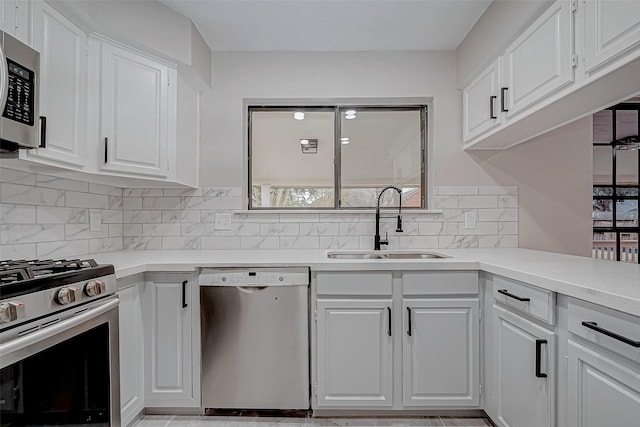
[199,267,309,286]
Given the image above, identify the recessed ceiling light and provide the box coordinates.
[294,112,305,120]
[300,139,309,145]
[344,110,356,115]
[340,137,350,145]
[345,114,356,120]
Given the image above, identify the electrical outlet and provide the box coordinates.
[90,212,102,232]
[464,211,477,230]
[214,213,232,230]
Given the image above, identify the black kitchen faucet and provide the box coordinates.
[374,185,403,250]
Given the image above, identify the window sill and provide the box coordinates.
[234,209,443,215]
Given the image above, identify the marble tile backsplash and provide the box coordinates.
[0,167,518,258]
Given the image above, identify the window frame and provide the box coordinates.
[247,104,428,210]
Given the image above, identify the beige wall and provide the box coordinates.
[467,117,594,257]
[199,50,594,256]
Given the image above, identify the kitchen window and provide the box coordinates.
[248,105,427,209]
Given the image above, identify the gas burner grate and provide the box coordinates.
[0,259,100,284]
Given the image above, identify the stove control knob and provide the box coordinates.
[0,301,26,324]
[85,280,106,297]
[56,287,79,305]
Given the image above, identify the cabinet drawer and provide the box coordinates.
[315,272,392,296]
[493,276,555,325]
[568,298,640,364]
[403,271,478,295]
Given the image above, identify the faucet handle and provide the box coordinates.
[380,232,389,246]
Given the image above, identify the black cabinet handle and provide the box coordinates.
[407,307,412,336]
[535,339,548,378]
[387,307,392,336]
[181,280,188,308]
[104,137,108,163]
[582,321,640,347]
[39,116,47,148]
[498,289,530,302]
[490,95,497,119]
[501,87,509,112]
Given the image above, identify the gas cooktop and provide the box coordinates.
[0,258,115,299]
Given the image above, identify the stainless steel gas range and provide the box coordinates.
[0,258,120,426]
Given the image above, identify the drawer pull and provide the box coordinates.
[498,289,531,302]
[490,95,497,119]
[581,321,640,348]
[535,339,548,378]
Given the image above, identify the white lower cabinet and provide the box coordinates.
[492,305,555,427]
[315,299,393,407]
[313,271,480,411]
[118,282,144,426]
[402,299,479,407]
[567,339,640,427]
[141,273,200,408]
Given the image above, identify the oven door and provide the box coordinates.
[0,297,120,426]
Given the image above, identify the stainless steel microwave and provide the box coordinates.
[0,30,40,152]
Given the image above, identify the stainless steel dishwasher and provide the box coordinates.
[199,267,310,410]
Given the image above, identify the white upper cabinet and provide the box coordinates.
[1,0,33,46]
[502,0,574,118]
[462,0,640,150]
[20,2,87,168]
[97,38,176,178]
[582,0,640,75]
[462,58,502,143]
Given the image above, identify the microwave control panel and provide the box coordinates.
[3,59,35,126]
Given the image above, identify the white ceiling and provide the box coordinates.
[160,0,492,52]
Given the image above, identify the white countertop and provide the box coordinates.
[87,248,640,317]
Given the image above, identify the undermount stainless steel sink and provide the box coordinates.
[327,251,449,260]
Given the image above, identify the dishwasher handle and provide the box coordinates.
[236,286,268,294]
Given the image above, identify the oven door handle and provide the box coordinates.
[0,298,119,363]
[0,37,8,115]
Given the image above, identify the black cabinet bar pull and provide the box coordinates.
[39,116,47,148]
[501,87,509,112]
[490,95,497,119]
[498,289,530,302]
[582,321,640,347]
[387,307,392,336]
[104,137,108,163]
[535,339,548,378]
[181,280,188,308]
[407,307,412,336]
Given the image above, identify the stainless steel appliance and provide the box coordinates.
[0,30,40,152]
[0,259,120,426]
[199,267,310,410]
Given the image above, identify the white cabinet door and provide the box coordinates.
[99,40,172,177]
[402,298,479,407]
[583,0,640,75]
[568,340,640,427]
[502,0,573,118]
[316,299,393,407]
[1,0,33,46]
[21,2,86,168]
[142,275,195,406]
[462,58,502,143]
[493,305,555,427]
[118,284,144,426]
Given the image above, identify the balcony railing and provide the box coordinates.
[592,240,639,263]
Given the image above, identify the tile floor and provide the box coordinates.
[134,415,493,427]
